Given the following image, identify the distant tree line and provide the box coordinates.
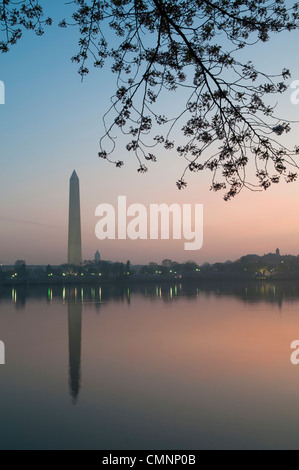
[2,251,299,284]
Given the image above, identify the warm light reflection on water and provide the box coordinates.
[0,281,299,449]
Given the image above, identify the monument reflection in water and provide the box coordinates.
[6,280,296,407]
[2,281,299,449]
[68,300,82,404]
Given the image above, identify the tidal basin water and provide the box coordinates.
[1,281,299,449]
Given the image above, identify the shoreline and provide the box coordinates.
[2,275,299,287]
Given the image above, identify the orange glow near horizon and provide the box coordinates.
[1,170,299,266]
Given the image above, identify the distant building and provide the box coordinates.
[263,252,280,265]
[162,259,172,267]
[15,260,26,268]
[94,250,101,263]
[276,248,280,256]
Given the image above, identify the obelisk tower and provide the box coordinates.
[68,170,82,265]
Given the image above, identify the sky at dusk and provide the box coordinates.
[1,1,299,266]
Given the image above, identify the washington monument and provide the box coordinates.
[68,170,82,265]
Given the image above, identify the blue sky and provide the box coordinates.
[1,1,299,265]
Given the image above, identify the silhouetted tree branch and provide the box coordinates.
[2,0,299,199]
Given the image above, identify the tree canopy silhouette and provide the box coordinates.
[1,0,299,199]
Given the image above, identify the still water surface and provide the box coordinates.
[0,281,299,449]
